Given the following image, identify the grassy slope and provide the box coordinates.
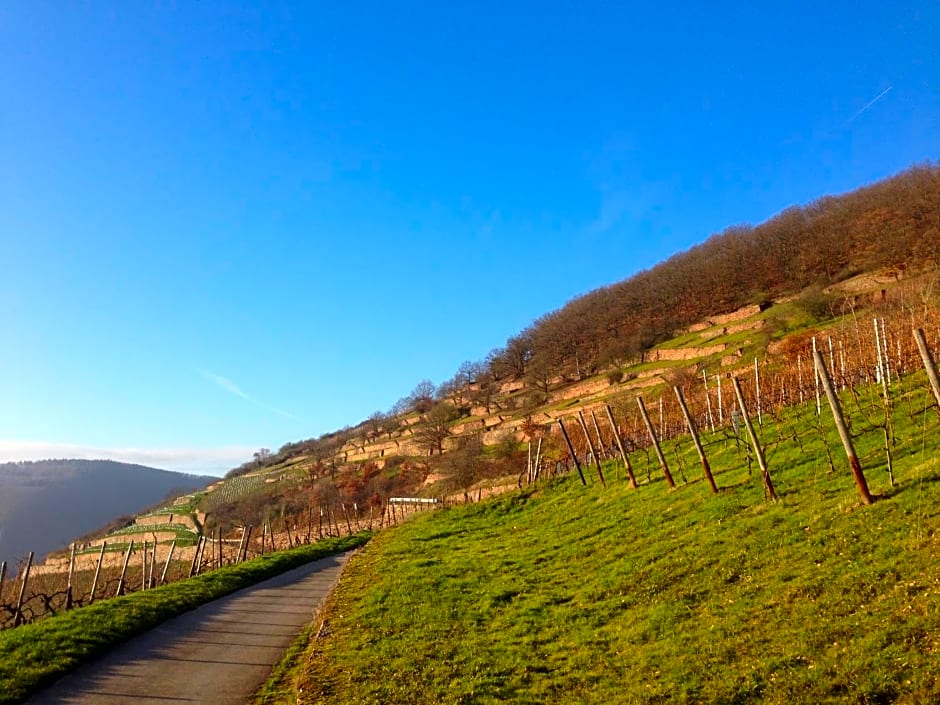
[0,534,369,705]
[283,381,940,704]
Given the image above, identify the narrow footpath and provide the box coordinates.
[27,551,354,705]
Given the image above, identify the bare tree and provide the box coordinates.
[408,380,437,413]
[366,411,387,438]
[413,402,459,455]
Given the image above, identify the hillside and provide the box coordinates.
[226,165,940,502]
[210,267,936,511]
[271,370,940,704]
[0,460,214,570]
[15,165,940,600]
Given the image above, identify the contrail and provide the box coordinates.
[198,369,301,420]
[842,86,892,128]
[197,369,250,400]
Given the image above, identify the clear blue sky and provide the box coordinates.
[1,2,938,475]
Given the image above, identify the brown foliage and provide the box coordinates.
[480,164,940,386]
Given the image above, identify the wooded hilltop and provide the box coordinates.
[492,162,939,387]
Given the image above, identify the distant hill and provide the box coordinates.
[0,459,214,570]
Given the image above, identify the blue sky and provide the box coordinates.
[1,2,938,475]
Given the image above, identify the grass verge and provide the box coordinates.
[279,385,939,703]
[0,533,369,705]
[252,623,315,705]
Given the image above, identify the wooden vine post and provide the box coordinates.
[577,410,607,488]
[914,328,940,410]
[557,418,587,485]
[0,561,6,606]
[533,437,543,481]
[754,357,763,428]
[160,541,176,585]
[527,441,533,483]
[703,370,716,432]
[636,396,676,489]
[116,541,134,597]
[236,527,248,564]
[812,337,821,416]
[605,403,637,488]
[141,541,148,591]
[285,518,295,546]
[716,374,724,424]
[198,535,208,573]
[189,536,203,577]
[731,378,778,502]
[874,319,888,396]
[813,349,874,505]
[238,524,248,563]
[148,538,158,588]
[13,551,33,627]
[65,543,77,610]
[196,536,209,575]
[590,410,608,461]
[798,355,805,404]
[674,386,718,493]
[89,542,107,603]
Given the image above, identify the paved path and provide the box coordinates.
[27,551,353,705]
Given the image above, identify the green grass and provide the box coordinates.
[142,491,206,516]
[0,534,369,705]
[654,328,709,349]
[106,523,198,537]
[200,474,269,510]
[252,623,316,705]
[651,299,822,353]
[281,382,940,704]
[701,328,761,349]
[624,358,693,374]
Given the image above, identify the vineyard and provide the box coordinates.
[0,496,434,631]
[544,305,940,506]
[283,318,940,704]
[202,474,270,510]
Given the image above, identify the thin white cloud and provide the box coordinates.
[197,368,301,420]
[264,404,300,420]
[197,368,250,400]
[0,440,254,477]
[583,134,672,235]
[587,188,634,234]
[842,86,893,128]
[586,182,671,235]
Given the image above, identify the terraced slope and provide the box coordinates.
[274,376,940,704]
